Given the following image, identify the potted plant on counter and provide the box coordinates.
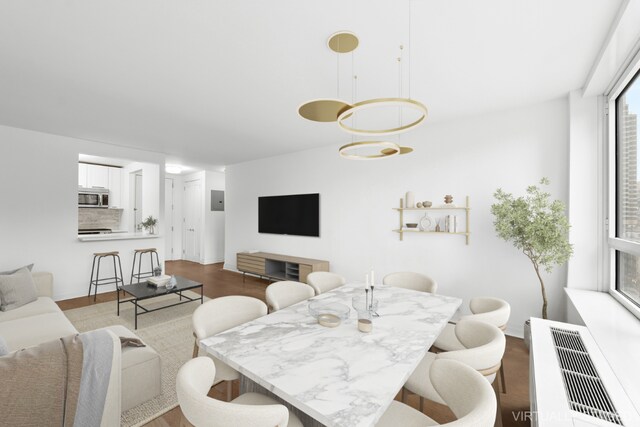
[141,216,158,235]
[491,178,573,346]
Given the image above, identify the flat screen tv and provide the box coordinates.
[259,193,320,237]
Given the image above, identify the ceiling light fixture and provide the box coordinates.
[337,97,427,136]
[299,9,424,161]
[165,164,183,174]
[339,141,400,160]
[298,31,357,123]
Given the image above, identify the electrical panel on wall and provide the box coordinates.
[211,190,224,211]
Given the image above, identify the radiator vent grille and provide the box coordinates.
[550,327,623,426]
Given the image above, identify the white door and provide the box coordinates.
[164,178,174,260]
[183,180,201,262]
[134,173,143,230]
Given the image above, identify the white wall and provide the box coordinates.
[122,161,161,232]
[225,98,570,337]
[567,91,604,292]
[0,124,165,300]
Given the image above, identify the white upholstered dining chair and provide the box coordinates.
[192,296,268,401]
[177,357,303,427]
[306,272,346,295]
[382,271,438,293]
[404,320,505,425]
[266,281,315,312]
[433,297,510,392]
[377,359,496,427]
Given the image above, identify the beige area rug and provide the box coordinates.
[64,291,209,427]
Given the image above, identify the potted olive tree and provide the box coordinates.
[491,178,573,344]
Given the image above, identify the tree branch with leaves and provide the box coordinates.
[491,178,573,319]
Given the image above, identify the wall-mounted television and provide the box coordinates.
[258,193,320,237]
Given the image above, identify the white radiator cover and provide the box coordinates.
[530,318,640,427]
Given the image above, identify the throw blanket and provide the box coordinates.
[0,330,114,427]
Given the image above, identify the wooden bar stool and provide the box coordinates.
[88,251,125,301]
[130,248,161,285]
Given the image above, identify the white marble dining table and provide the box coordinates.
[200,284,462,427]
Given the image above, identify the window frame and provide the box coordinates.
[607,50,640,320]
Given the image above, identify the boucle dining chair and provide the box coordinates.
[177,357,303,427]
[191,296,267,401]
[377,359,496,427]
[433,297,510,392]
[382,271,438,293]
[404,319,505,426]
[306,272,346,295]
[266,281,315,312]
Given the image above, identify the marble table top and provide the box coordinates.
[201,284,461,427]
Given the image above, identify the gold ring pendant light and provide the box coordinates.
[298,27,424,159]
[337,97,428,136]
[339,141,401,160]
[297,32,357,123]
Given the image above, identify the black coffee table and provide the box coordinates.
[117,276,204,329]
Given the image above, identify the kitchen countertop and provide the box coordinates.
[77,232,161,242]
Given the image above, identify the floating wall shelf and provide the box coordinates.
[393,196,470,244]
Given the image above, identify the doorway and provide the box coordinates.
[164,177,174,260]
[129,171,143,231]
[183,179,202,262]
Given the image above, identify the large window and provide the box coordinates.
[614,69,640,307]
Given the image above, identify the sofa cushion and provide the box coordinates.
[0,268,38,311]
[100,325,161,411]
[0,263,33,276]
[0,297,61,323]
[0,312,78,352]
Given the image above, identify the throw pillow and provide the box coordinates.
[0,336,8,356]
[0,268,38,311]
[0,263,34,276]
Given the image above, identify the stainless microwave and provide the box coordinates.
[78,188,109,208]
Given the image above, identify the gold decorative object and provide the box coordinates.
[327,31,359,53]
[298,99,352,122]
[381,146,413,155]
[339,141,400,160]
[337,98,428,136]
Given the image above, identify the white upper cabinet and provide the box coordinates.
[108,167,123,208]
[78,163,88,187]
[87,164,109,189]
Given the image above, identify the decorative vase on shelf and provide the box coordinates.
[405,191,415,209]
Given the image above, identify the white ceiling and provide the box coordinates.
[0,0,622,169]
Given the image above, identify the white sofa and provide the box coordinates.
[0,272,77,351]
[0,272,161,414]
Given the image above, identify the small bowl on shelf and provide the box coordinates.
[423,201,432,208]
[405,223,418,228]
[308,300,350,327]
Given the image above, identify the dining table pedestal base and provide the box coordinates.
[240,374,327,427]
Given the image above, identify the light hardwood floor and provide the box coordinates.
[57,260,530,427]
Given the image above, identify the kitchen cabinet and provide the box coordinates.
[87,164,109,189]
[78,163,88,187]
[108,167,122,208]
[78,163,124,208]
